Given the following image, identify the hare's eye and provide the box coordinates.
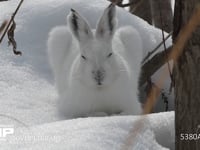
[81,55,87,60]
[107,52,113,58]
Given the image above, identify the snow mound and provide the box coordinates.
[0,0,171,79]
[0,50,59,126]
[0,112,174,150]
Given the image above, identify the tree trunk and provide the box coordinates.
[129,0,172,32]
[150,0,173,33]
[173,0,200,149]
[129,0,152,25]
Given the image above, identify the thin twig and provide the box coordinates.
[0,0,24,44]
[161,92,169,111]
[0,114,29,128]
[158,0,173,85]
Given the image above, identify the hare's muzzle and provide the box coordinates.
[92,69,105,86]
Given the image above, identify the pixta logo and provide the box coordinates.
[0,125,14,140]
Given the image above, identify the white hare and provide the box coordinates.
[47,4,143,118]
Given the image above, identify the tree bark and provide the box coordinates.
[140,46,172,86]
[129,0,152,25]
[150,0,173,33]
[129,0,172,32]
[173,0,200,149]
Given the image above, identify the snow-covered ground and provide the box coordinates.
[0,0,174,149]
[1,112,174,150]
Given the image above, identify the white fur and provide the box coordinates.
[47,4,143,118]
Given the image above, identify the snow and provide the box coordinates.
[0,112,174,150]
[0,51,59,126]
[0,0,174,149]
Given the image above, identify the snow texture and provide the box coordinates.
[0,112,174,150]
[0,0,174,149]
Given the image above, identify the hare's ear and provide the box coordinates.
[67,9,93,43]
[96,3,117,40]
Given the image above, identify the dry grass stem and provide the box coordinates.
[0,0,24,55]
[7,20,22,55]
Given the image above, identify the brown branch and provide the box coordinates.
[142,32,172,64]
[140,45,173,86]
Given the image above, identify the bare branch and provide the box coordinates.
[140,45,173,86]
[142,32,172,64]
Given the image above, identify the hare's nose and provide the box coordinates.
[92,69,105,85]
